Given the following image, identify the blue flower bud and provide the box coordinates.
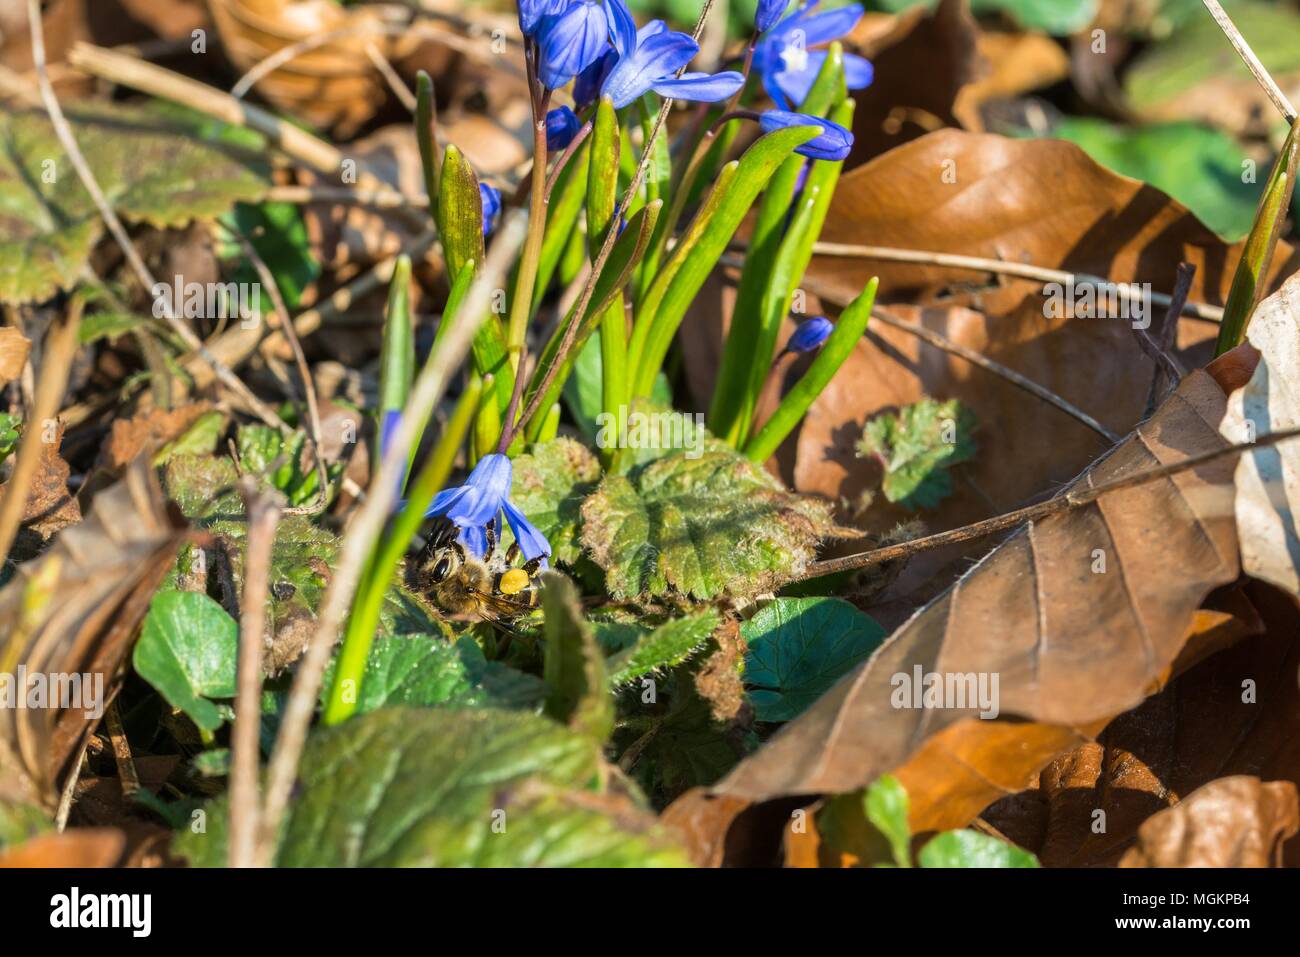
[784,316,834,354]
[545,105,582,151]
[537,1,610,90]
[479,182,502,236]
[518,0,569,38]
[758,109,853,160]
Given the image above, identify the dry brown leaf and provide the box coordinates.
[715,372,1237,825]
[844,0,983,167]
[0,458,187,811]
[104,402,213,471]
[0,326,30,384]
[952,31,1070,131]
[985,580,1300,866]
[1118,776,1299,868]
[0,827,124,868]
[1221,271,1300,597]
[3,420,82,557]
[209,0,403,136]
[790,129,1296,600]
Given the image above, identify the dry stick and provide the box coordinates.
[746,262,1126,445]
[265,185,425,208]
[229,230,331,516]
[229,484,282,869]
[254,211,529,867]
[804,241,1226,323]
[28,17,288,434]
[103,699,140,798]
[1142,262,1195,416]
[0,300,81,565]
[228,21,524,99]
[365,43,417,112]
[513,0,720,440]
[803,424,1300,581]
[1202,0,1298,124]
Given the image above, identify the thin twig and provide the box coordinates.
[801,241,1226,323]
[1202,0,1298,124]
[1142,262,1195,416]
[228,229,331,516]
[364,43,417,113]
[103,699,139,798]
[264,184,425,208]
[801,424,1300,580]
[872,307,1123,444]
[254,211,529,868]
[0,298,81,565]
[230,482,281,869]
[512,0,721,441]
[739,262,1126,445]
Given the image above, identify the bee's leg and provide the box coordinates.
[505,541,521,566]
[522,556,544,575]
[483,523,497,563]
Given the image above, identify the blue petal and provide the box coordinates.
[546,105,582,151]
[538,2,611,89]
[844,52,873,91]
[574,48,616,108]
[784,316,834,353]
[758,109,853,161]
[426,484,472,518]
[650,70,745,104]
[784,3,864,48]
[772,48,827,108]
[602,28,699,107]
[458,524,489,559]
[605,0,637,57]
[478,182,501,236]
[502,499,553,564]
[755,0,791,33]
[519,0,569,37]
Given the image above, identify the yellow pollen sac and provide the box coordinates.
[499,568,530,595]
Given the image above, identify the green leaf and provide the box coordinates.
[0,106,268,304]
[873,0,1097,33]
[322,635,543,714]
[174,708,689,866]
[133,590,238,731]
[580,447,837,601]
[1126,0,1300,114]
[435,145,485,280]
[607,610,720,686]
[153,410,224,465]
[631,124,820,398]
[918,829,1041,868]
[235,424,338,509]
[857,398,977,509]
[507,437,602,565]
[742,597,886,723]
[0,800,51,851]
[865,774,912,868]
[0,414,20,465]
[542,573,613,742]
[1038,118,1259,240]
[219,201,319,309]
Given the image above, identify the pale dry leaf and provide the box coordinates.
[1221,270,1300,597]
[0,327,30,384]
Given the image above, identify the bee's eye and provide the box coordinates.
[431,555,453,583]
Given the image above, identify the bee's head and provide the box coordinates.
[427,546,461,584]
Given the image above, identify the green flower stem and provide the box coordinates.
[324,374,483,726]
[472,372,500,463]
[506,94,552,373]
[1215,118,1300,355]
[744,277,878,464]
[536,402,562,443]
[589,99,628,461]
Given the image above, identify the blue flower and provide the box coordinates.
[755,1,873,108]
[537,1,610,90]
[378,409,409,498]
[755,0,791,33]
[600,0,745,109]
[519,0,570,38]
[759,109,853,160]
[426,453,552,563]
[784,316,833,353]
[573,48,616,109]
[546,105,582,151]
[479,182,501,236]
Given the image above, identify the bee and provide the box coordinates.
[408,516,543,626]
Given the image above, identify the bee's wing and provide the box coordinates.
[472,588,538,622]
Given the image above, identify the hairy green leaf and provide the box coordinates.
[133,590,237,731]
[856,398,977,509]
[607,610,720,686]
[507,438,602,565]
[542,573,613,742]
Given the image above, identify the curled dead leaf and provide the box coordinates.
[0,458,188,811]
[0,827,125,868]
[1118,776,1299,868]
[0,327,30,384]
